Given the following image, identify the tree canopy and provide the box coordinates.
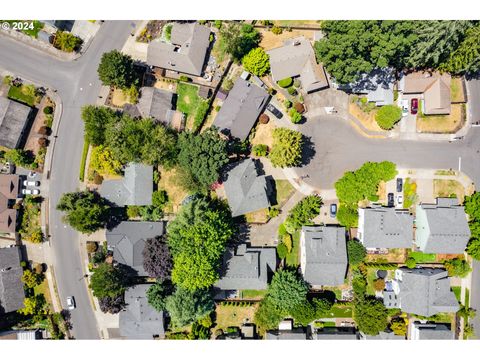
[81,105,118,146]
[375,105,402,130]
[218,23,261,62]
[444,258,471,278]
[146,282,171,312]
[53,31,82,52]
[142,236,173,280]
[441,25,480,75]
[284,195,322,233]
[165,287,215,328]
[354,297,389,335]
[269,128,304,168]
[97,50,137,89]
[267,269,309,315]
[242,47,270,76]
[464,192,480,260]
[89,263,125,299]
[347,239,367,266]
[56,190,110,234]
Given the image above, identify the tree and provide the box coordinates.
[146,282,171,312]
[269,128,303,168]
[142,236,173,280]
[268,269,309,315]
[3,149,35,168]
[313,298,334,315]
[347,239,366,266]
[176,129,229,192]
[390,317,407,336]
[373,278,386,291]
[97,50,137,88]
[290,300,317,326]
[53,31,82,52]
[284,195,322,233]
[21,269,44,289]
[277,243,288,259]
[152,190,168,208]
[89,145,122,176]
[89,263,125,299]
[81,105,118,146]
[165,287,215,328]
[354,298,389,335]
[464,324,475,339]
[56,190,110,234]
[242,48,270,76]
[375,105,402,130]
[465,192,480,221]
[458,305,476,320]
[18,294,47,317]
[98,295,124,314]
[441,25,480,75]
[444,258,472,278]
[218,23,261,62]
[337,204,358,228]
[467,238,480,260]
[254,298,284,331]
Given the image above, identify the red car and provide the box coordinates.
[411,98,418,115]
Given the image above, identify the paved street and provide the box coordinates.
[466,77,480,124]
[0,21,135,339]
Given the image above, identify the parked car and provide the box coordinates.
[397,194,404,206]
[23,180,39,187]
[66,296,76,310]
[411,98,418,115]
[388,193,394,207]
[266,103,283,119]
[401,100,409,116]
[22,188,40,195]
[396,178,403,192]
[28,171,37,178]
[330,203,337,218]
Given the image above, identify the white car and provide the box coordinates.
[23,180,39,187]
[22,188,40,195]
[66,296,76,310]
[397,194,404,206]
[401,100,409,116]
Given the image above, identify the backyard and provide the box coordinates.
[319,303,354,318]
[416,104,465,133]
[259,28,315,50]
[408,251,436,263]
[158,166,190,214]
[176,82,209,131]
[239,289,267,300]
[212,304,258,336]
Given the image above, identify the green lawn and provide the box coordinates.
[403,178,418,209]
[8,85,35,106]
[79,141,90,181]
[319,303,353,318]
[408,251,436,263]
[240,289,267,299]
[452,286,461,302]
[465,288,470,307]
[176,82,209,131]
[274,180,295,207]
[366,268,378,296]
[285,231,300,266]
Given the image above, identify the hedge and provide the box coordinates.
[278,77,293,88]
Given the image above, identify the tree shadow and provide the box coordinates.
[298,135,316,167]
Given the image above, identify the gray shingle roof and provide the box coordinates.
[120,284,165,339]
[0,246,25,314]
[340,68,395,106]
[313,327,359,340]
[99,163,153,207]
[106,221,165,276]
[265,328,307,340]
[0,97,31,149]
[415,198,470,254]
[213,78,269,141]
[300,226,348,286]
[387,268,459,317]
[147,23,210,76]
[267,37,328,93]
[358,207,414,249]
[411,322,454,340]
[223,159,271,217]
[359,331,405,340]
[215,244,276,291]
[123,87,175,126]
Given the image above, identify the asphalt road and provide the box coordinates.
[466,78,480,124]
[0,21,134,339]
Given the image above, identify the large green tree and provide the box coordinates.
[268,269,309,314]
[269,128,304,168]
[354,298,389,335]
[218,23,261,62]
[146,282,171,312]
[347,239,367,266]
[165,287,215,328]
[176,129,229,192]
[81,105,118,146]
[284,195,322,233]
[97,50,137,88]
[242,47,270,76]
[441,25,480,75]
[89,263,125,299]
[375,105,402,130]
[56,190,110,234]
[444,258,471,278]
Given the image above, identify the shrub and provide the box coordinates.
[33,263,44,274]
[347,239,366,266]
[259,113,270,124]
[179,75,191,82]
[271,26,283,35]
[293,102,305,114]
[278,77,293,88]
[38,138,49,147]
[289,108,302,124]
[283,234,293,252]
[287,86,297,95]
[43,106,53,115]
[373,278,386,291]
[215,105,221,112]
[93,173,103,185]
[252,144,268,157]
[375,105,402,130]
[293,79,301,88]
[284,100,292,109]
[278,223,287,237]
[86,242,98,254]
[405,257,416,268]
[269,207,280,218]
[152,190,168,208]
[38,126,51,136]
[242,48,270,76]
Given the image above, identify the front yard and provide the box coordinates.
[274,179,295,207]
[408,251,436,263]
[451,77,466,103]
[8,84,37,106]
[348,99,383,132]
[416,104,465,133]
[433,179,471,203]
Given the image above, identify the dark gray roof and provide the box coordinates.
[340,68,395,106]
[358,207,414,249]
[147,22,210,76]
[124,87,175,126]
[0,247,25,314]
[213,78,269,141]
[411,322,454,340]
[223,159,271,217]
[106,221,165,276]
[390,268,459,317]
[99,163,153,206]
[415,198,470,254]
[313,327,359,340]
[265,329,307,340]
[0,97,31,149]
[300,226,348,286]
[359,331,405,340]
[215,244,276,291]
[120,284,165,339]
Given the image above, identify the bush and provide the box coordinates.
[277,243,288,259]
[38,138,49,147]
[278,77,293,88]
[284,100,292,109]
[444,258,471,278]
[271,26,283,35]
[375,105,402,130]
[289,108,302,124]
[373,278,386,291]
[405,257,416,268]
[215,105,221,112]
[293,79,301,88]
[86,242,98,254]
[242,48,270,76]
[278,223,287,237]
[259,113,270,124]
[252,144,268,157]
[43,106,53,115]
[127,206,141,219]
[38,126,51,136]
[179,75,191,82]
[287,86,297,95]
[152,190,168,208]
[53,31,83,52]
[269,207,280,218]
[33,263,44,274]
[293,102,305,114]
[283,234,293,252]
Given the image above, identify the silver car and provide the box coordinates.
[66,296,76,310]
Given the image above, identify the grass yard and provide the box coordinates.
[416,104,465,133]
[110,88,130,107]
[320,303,354,318]
[465,288,470,307]
[285,231,300,266]
[213,304,258,335]
[240,289,267,300]
[158,166,190,213]
[245,208,269,224]
[408,251,436,263]
[34,278,53,310]
[452,286,461,302]
[451,77,466,103]
[366,268,379,296]
[403,178,418,209]
[250,121,276,149]
[259,29,315,50]
[434,179,469,203]
[272,20,322,28]
[8,85,36,106]
[274,179,295,207]
[79,141,89,182]
[348,101,383,132]
[176,82,209,131]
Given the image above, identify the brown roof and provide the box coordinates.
[0,175,20,199]
[0,175,20,233]
[403,72,451,115]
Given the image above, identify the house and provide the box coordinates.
[215,244,276,291]
[401,71,451,115]
[0,329,43,340]
[0,175,20,233]
[313,327,359,340]
[0,246,25,314]
[147,22,211,77]
[266,320,307,340]
[0,97,32,149]
[222,159,271,217]
[124,87,184,131]
[120,284,165,339]
[106,221,165,276]
[300,225,348,287]
[267,36,329,93]
[410,322,454,340]
[340,68,395,106]
[212,78,269,141]
[383,268,459,317]
[415,198,470,254]
[359,331,405,340]
[357,206,414,250]
[99,163,153,207]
